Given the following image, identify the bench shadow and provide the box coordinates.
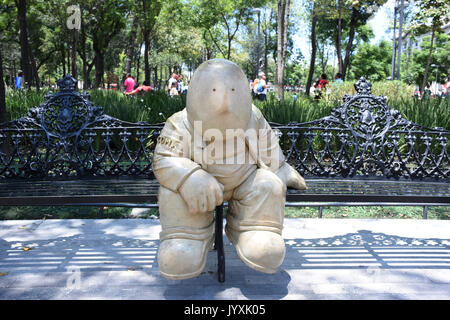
[0,221,449,299]
[283,229,450,270]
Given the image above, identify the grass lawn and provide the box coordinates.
[284,205,449,220]
[0,205,448,220]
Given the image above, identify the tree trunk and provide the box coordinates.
[153,65,158,88]
[122,16,139,90]
[80,26,88,89]
[28,41,40,91]
[144,32,151,85]
[62,45,66,76]
[82,58,88,89]
[0,47,7,124]
[282,0,290,64]
[318,41,328,74]
[17,0,32,88]
[342,8,358,80]
[72,30,79,79]
[421,28,435,95]
[67,48,71,75]
[336,0,343,75]
[94,51,105,88]
[136,46,142,85]
[263,9,270,77]
[390,6,397,80]
[405,38,411,74]
[275,0,288,102]
[305,6,317,97]
[396,0,405,80]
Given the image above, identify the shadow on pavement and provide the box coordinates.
[0,222,448,299]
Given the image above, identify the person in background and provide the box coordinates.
[257,74,268,101]
[313,73,329,100]
[182,80,189,94]
[15,71,24,90]
[177,75,184,94]
[334,73,343,84]
[414,86,421,99]
[168,73,178,93]
[318,73,329,89]
[251,78,259,100]
[123,74,135,94]
[444,77,450,97]
[124,81,153,96]
[424,83,431,98]
[250,78,259,99]
[169,81,179,97]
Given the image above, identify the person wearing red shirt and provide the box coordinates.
[125,81,153,96]
[124,74,136,93]
[313,73,329,99]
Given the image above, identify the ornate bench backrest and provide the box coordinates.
[0,75,162,179]
[1,75,448,182]
[273,77,449,181]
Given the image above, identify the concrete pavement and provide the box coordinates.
[0,218,449,300]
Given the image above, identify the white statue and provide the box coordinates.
[153,59,306,280]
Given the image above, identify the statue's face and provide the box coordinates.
[187,59,252,138]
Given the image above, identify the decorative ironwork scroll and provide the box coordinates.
[271,77,449,181]
[0,75,162,179]
[0,76,448,182]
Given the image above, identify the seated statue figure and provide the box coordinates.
[153,59,307,280]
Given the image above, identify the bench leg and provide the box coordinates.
[423,206,428,220]
[215,204,225,283]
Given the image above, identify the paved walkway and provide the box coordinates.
[0,218,449,300]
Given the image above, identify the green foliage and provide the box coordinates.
[349,40,392,81]
[4,82,449,131]
[86,90,186,123]
[4,87,48,120]
[284,206,449,219]
[405,32,450,86]
[398,96,450,130]
[187,0,271,60]
[411,0,450,35]
[0,205,159,220]
[1,205,447,220]
[254,81,450,130]
[255,92,337,124]
[4,88,186,124]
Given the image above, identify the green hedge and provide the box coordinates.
[4,83,449,130]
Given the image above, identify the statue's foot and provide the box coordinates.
[225,227,285,274]
[158,236,214,280]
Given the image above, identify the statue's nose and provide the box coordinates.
[219,90,232,113]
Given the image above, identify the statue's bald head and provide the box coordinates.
[186,59,252,136]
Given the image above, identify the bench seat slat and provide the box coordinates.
[0,178,448,206]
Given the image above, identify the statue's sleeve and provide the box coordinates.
[152,113,201,192]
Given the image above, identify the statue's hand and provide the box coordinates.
[179,169,224,214]
[275,163,307,190]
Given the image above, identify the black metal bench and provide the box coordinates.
[0,75,449,283]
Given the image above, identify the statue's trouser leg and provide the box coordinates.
[157,186,215,280]
[225,169,286,274]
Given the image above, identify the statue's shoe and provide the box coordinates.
[225,226,285,274]
[158,235,214,280]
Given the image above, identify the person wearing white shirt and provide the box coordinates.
[167,73,177,93]
[257,75,268,101]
